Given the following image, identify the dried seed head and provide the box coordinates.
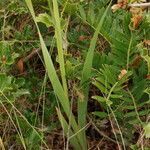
[1,55,6,64]
[118,69,127,80]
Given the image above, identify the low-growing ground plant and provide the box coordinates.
[0,0,150,149]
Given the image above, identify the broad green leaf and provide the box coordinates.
[144,123,150,138]
[0,74,12,92]
[36,13,53,27]
[63,3,78,14]
[0,41,19,66]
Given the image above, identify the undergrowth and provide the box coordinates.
[0,0,150,150]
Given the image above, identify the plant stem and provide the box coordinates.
[128,2,150,7]
[77,2,112,149]
[127,89,143,125]
[105,82,126,150]
[0,91,49,149]
[109,106,126,150]
[0,137,5,150]
[127,33,133,71]
[52,0,68,97]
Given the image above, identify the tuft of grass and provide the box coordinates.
[24,0,83,149]
[24,0,111,149]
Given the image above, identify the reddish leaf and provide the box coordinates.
[146,75,150,80]
[17,58,24,74]
[144,40,150,46]
[131,15,143,29]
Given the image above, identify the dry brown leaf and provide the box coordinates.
[130,7,143,29]
[111,0,128,12]
[131,15,143,29]
[78,35,90,41]
[111,4,121,12]
[78,35,86,41]
[17,58,24,74]
[129,55,142,68]
[146,75,150,80]
[1,55,6,64]
[130,7,142,15]
[118,69,127,80]
[144,40,150,46]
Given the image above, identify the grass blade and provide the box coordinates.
[56,108,82,149]
[24,0,85,149]
[24,0,70,117]
[52,0,68,97]
[78,1,112,146]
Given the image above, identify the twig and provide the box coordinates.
[0,137,5,150]
[68,121,91,140]
[90,120,119,144]
[128,2,150,7]
[23,48,41,62]
[127,89,143,125]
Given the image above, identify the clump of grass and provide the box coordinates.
[24,0,111,149]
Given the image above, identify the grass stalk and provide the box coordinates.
[77,1,112,147]
[0,90,49,149]
[24,0,85,149]
[13,110,27,150]
[106,82,126,150]
[52,0,68,97]
[0,137,5,150]
[126,33,133,71]
[127,89,143,125]
[0,101,26,150]
[56,108,82,150]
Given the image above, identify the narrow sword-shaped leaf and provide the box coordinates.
[77,1,112,146]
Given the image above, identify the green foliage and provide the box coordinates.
[0,42,19,71]
[0,0,150,149]
[144,123,150,138]
[91,5,150,146]
[36,13,54,27]
[0,73,29,102]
